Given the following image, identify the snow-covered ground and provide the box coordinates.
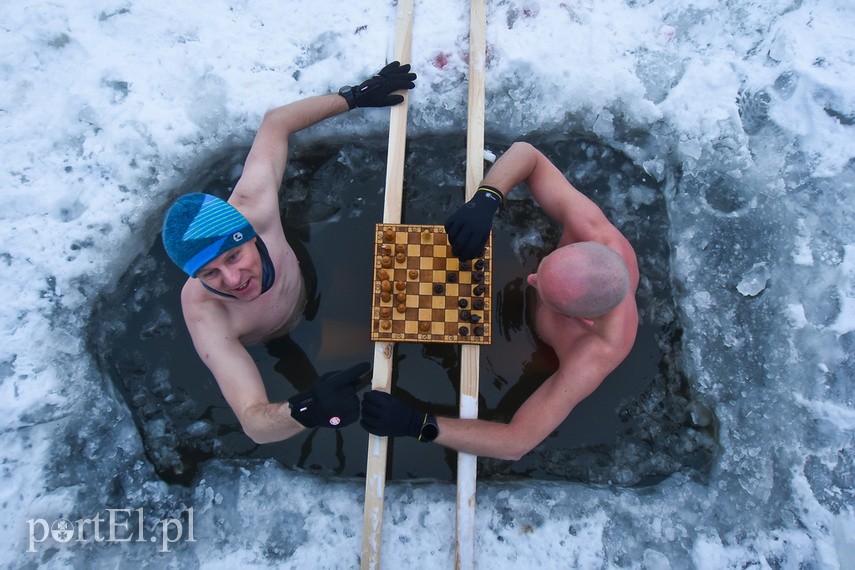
[2,0,853,566]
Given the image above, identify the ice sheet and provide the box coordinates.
[2,0,853,567]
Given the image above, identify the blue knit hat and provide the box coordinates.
[162,193,256,277]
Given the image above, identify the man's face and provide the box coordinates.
[197,238,263,300]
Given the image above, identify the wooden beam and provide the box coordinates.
[361,0,414,568]
[456,1,487,568]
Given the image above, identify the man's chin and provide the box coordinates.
[242,291,262,302]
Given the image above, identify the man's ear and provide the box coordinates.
[527,273,538,288]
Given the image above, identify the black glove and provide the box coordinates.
[340,61,417,110]
[444,186,503,261]
[360,390,425,438]
[288,362,370,428]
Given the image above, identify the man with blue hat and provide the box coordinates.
[162,62,416,444]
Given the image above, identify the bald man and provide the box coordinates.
[361,142,639,460]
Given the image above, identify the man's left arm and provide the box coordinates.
[231,62,416,232]
[361,342,611,461]
[230,94,349,230]
[437,345,610,460]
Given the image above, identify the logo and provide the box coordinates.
[51,519,74,543]
[232,231,243,242]
[328,416,341,426]
[27,508,195,553]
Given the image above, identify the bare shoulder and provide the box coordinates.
[603,297,639,359]
[228,178,282,236]
[180,279,210,319]
[180,281,235,346]
[539,292,638,377]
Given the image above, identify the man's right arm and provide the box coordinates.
[182,294,305,444]
[445,141,626,257]
[482,142,620,244]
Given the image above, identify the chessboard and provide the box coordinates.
[370,224,492,345]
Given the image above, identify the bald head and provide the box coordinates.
[529,242,630,318]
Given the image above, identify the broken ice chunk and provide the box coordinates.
[736,262,770,296]
[642,159,665,182]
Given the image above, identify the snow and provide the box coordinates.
[2,0,853,567]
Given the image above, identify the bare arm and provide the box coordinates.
[435,337,610,460]
[483,141,622,245]
[229,94,350,234]
[182,292,305,444]
[445,141,625,261]
[229,61,416,233]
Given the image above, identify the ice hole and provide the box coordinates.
[89,134,717,485]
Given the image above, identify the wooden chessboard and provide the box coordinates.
[370,224,492,345]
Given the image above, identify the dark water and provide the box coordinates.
[90,134,716,485]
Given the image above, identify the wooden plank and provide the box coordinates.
[361,341,393,570]
[456,0,487,569]
[361,0,414,568]
[464,1,487,203]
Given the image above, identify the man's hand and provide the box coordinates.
[444,186,503,261]
[288,362,371,428]
[340,61,417,110]
[360,390,425,438]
